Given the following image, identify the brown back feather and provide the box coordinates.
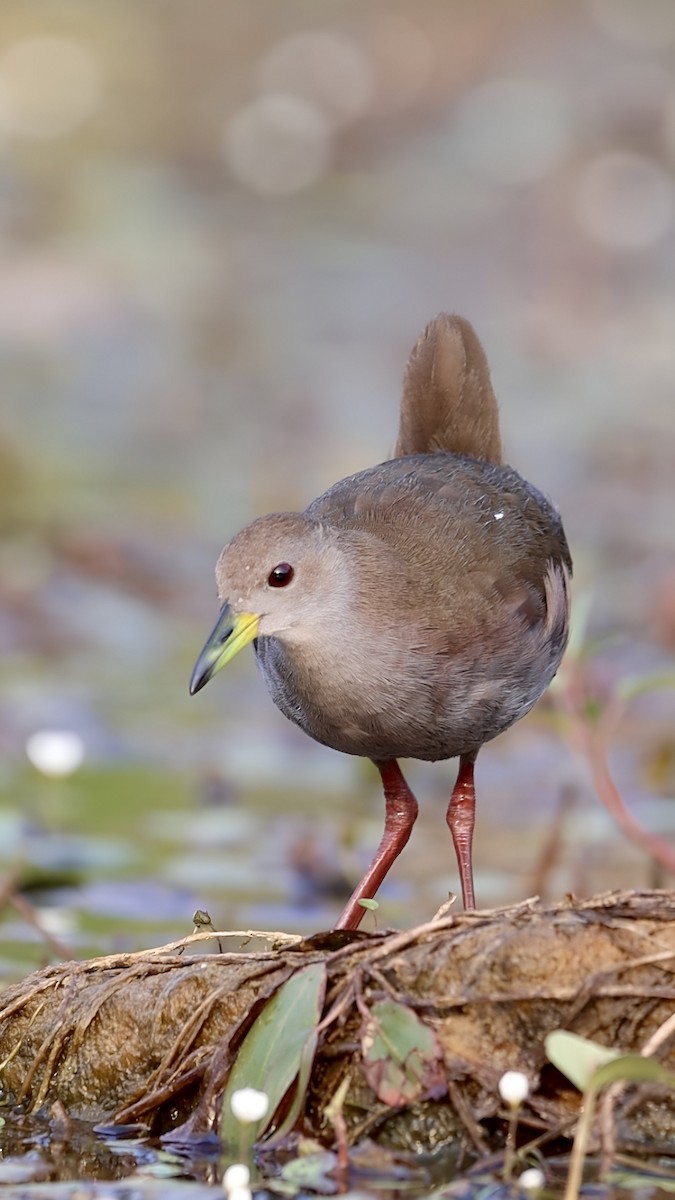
[394,313,503,465]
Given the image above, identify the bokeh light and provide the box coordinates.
[258,30,374,129]
[26,730,85,777]
[575,151,675,249]
[453,77,571,186]
[589,0,675,49]
[367,14,434,113]
[223,92,332,195]
[0,34,101,139]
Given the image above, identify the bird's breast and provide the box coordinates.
[253,615,563,764]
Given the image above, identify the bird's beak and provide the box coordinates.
[189,604,259,694]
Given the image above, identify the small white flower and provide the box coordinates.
[35,907,75,937]
[498,1069,530,1107]
[230,1087,269,1124]
[519,1166,545,1191]
[25,730,85,777]
[225,1188,251,1200]
[223,1164,250,1191]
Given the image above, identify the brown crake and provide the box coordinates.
[190,315,572,928]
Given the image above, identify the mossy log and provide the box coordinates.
[1,890,675,1158]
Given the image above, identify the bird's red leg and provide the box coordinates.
[446,753,477,909]
[335,759,419,931]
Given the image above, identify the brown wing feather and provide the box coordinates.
[307,453,572,621]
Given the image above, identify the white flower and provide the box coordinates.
[229,1087,269,1124]
[519,1166,545,1191]
[35,907,75,937]
[25,730,85,777]
[223,1164,250,1191]
[223,1162,252,1200]
[498,1070,530,1107]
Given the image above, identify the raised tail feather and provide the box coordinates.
[394,314,503,465]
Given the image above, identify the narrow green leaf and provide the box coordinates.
[545,1030,622,1091]
[220,961,326,1154]
[265,1027,319,1145]
[361,998,444,1107]
[588,1053,675,1094]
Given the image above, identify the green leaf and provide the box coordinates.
[265,1020,319,1145]
[280,1149,338,1190]
[549,1036,675,1200]
[220,961,326,1154]
[361,998,445,1107]
[357,898,379,911]
[588,1053,675,1094]
[546,1030,675,1096]
[545,1030,622,1091]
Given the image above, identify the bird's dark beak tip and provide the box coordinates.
[189,664,210,696]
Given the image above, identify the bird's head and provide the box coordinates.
[189,512,347,694]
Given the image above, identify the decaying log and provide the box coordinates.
[1,890,675,1156]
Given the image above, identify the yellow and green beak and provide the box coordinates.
[189,605,259,694]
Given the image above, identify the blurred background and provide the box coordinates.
[1,0,674,978]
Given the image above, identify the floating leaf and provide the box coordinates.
[220,961,326,1154]
[280,1149,338,1191]
[361,998,445,1107]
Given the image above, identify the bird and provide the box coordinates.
[190,314,572,930]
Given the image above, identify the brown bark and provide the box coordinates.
[1,890,674,1156]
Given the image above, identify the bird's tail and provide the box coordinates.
[394,313,503,465]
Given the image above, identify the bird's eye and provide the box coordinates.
[268,562,294,588]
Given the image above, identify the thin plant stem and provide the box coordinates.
[564,1089,597,1200]
[503,1106,519,1180]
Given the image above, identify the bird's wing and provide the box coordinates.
[307,453,570,602]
